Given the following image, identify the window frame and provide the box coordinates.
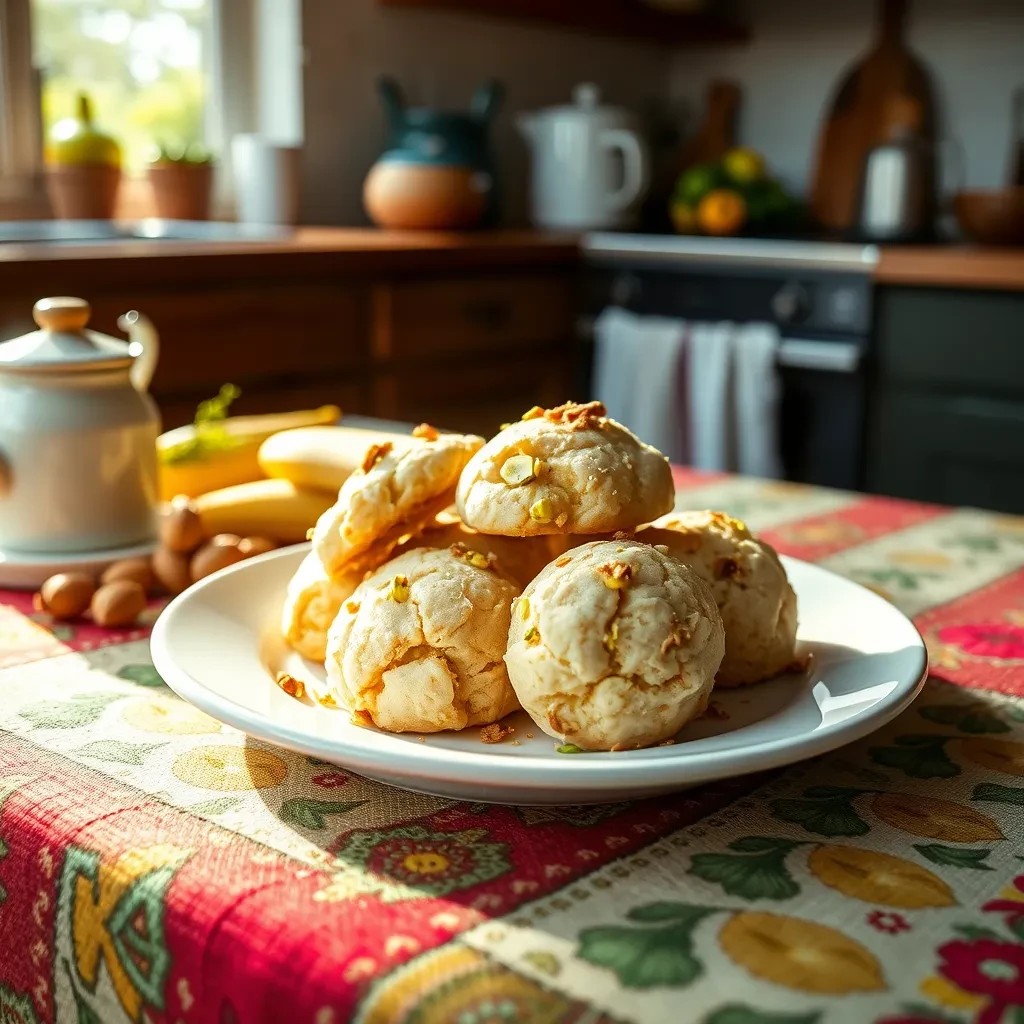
[0,0,257,214]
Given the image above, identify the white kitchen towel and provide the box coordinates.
[687,321,736,471]
[733,321,784,479]
[592,307,688,463]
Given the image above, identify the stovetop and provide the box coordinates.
[582,231,880,273]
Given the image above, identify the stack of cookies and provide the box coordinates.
[280,402,799,752]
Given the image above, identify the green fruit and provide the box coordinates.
[45,93,120,167]
[675,163,723,207]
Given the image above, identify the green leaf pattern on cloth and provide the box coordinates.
[577,904,716,989]
[769,788,870,837]
[914,844,995,870]
[869,735,961,778]
[73,739,165,765]
[279,798,366,830]
[689,838,805,900]
[920,703,1010,734]
[703,1006,823,1024]
[973,782,1024,805]
[18,693,116,730]
[116,664,167,688]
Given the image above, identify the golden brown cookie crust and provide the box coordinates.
[325,547,521,733]
[640,510,799,686]
[505,539,724,750]
[312,432,482,575]
[455,403,674,538]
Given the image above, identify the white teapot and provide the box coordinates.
[0,296,160,555]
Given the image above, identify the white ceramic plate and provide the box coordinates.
[151,545,928,805]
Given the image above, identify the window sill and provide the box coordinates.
[0,172,234,223]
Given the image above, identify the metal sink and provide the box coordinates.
[0,219,294,245]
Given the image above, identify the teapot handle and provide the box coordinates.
[118,310,159,393]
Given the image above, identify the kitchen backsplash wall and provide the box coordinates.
[670,0,1024,196]
[300,0,672,225]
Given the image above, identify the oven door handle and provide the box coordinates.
[777,338,863,373]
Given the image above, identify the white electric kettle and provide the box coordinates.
[518,83,651,231]
[0,296,160,558]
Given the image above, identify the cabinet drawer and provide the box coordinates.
[87,284,368,395]
[876,287,1024,395]
[375,275,574,360]
[374,353,572,437]
[867,387,1024,513]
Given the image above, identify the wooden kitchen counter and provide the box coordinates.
[876,245,1024,292]
[0,227,579,288]
[0,227,581,436]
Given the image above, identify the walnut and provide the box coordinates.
[360,441,393,473]
[480,722,514,744]
[274,671,305,700]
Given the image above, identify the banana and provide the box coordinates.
[193,479,336,543]
[258,425,414,494]
[157,405,341,500]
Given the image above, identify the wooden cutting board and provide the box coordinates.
[810,0,936,232]
[677,79,741,172]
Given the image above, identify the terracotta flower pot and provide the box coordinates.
[44,164,121,220]
[147,162,214,220]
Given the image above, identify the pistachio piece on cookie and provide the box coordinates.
[312,429,483,576]
[456,402,674,537]
[392,509,571,589]
[639,511,799,687]
[325,548,521,733]
[505,539,724,751]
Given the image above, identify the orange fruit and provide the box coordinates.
[697,189,746,236]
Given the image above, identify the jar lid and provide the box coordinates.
[0,297,134,373]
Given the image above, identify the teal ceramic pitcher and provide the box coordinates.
[363,76,502,230]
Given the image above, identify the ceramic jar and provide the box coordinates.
[363,77,502,230]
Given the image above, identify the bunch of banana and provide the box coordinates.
[157,387,340,500]
[157,387,415,545]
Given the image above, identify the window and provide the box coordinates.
[0,0,260,208]
[32,0,215,171]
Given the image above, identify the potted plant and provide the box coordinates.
[44,92,122,220]
[146,143,215,220]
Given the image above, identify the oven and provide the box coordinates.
[580,234,880,491]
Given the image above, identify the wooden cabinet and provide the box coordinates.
[866,287,1024,513]
[0,243,577,435]
[371,272,575,435]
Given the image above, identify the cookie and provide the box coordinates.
[280,551,363,664]
[639,511,798,686]
[325,547,521,733]
[505,539,724,750]
[394,509,570,589]
[312,429,483,576]
[455,401,674,537]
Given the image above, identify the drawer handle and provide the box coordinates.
[463,299,513,330]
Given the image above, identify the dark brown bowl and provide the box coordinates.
[954,188,1024,246]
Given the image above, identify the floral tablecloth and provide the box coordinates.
[3,468,1024,1024]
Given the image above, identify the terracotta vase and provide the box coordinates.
[44,164,121,220]
[363,76,502,231]
[147,162,214,220]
